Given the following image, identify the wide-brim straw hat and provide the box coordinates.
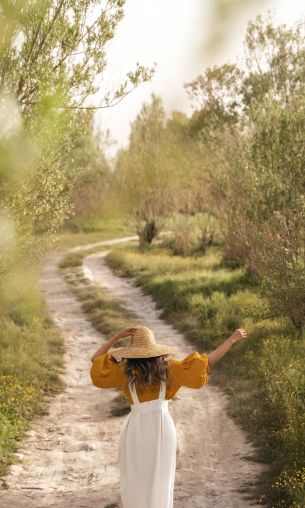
[110,325,179,359]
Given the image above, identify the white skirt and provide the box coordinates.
[119,380,177,508]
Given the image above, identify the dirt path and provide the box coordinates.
[0,237,266,508]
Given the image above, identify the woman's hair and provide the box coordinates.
[123,355,169,395]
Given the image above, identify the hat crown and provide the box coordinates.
[110,324,178,358]
[131,326,156,347]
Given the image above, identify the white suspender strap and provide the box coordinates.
[158,380,166,400]
[129,378,167,404]
[128,381,140,404]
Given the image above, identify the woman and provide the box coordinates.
[90,324,247,508]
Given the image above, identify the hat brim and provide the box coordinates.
[110,343,179,359]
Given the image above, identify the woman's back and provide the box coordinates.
[90,324,246,508]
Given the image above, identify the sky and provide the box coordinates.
[92,0,305,158]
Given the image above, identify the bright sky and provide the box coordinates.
[92,0,305,157]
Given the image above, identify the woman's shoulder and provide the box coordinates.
[166,351,210,388]
[167,351,204,366]
[90,351,124,389]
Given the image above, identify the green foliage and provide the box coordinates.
[167,213,201,256]
[0,0,153,114]
[0,0,154,282]
[55,217,135,248]
[184,13,305,331]
[67,126,113,221]
[0,220,134,475]
[112,95,201,247]
[107,243,221,279]
[107,244,256,348]
[113,94,170,245]
[59,246,137,418]
[166,212,222,256]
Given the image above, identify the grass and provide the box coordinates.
[105,241,305,508]
[0,267,64,477]
[59,251,137,341]
[9,218,301,507]
[110,394,131,417]
[55,217,135,249]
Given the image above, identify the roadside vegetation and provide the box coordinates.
[55,218,135,250]
[0,267,64,477]
[106,235,305,508]
[95,17,305,505]
[0,221,134,479]
[57,215,305,506]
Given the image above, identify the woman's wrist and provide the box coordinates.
[228,336,235,347]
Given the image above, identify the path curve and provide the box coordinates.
[0,236,265,508]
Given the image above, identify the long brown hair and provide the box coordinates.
[123,355,169,395]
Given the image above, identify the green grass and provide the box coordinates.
[106,242,305,508]
[55,217,135,249]
[0,268,64,476]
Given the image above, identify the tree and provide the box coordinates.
[0,0,153,115]
[67,116,111,223]
[114,95,170,247]
[0,0,154,279]
[113,95,198,248]
[185,14,305,330]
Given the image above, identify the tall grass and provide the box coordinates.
[106,243,305,508]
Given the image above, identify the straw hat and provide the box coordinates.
[110,325,179,359]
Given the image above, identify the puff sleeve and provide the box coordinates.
[90,352,123,389]
[169,351,211,389]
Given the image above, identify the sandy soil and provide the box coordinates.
[0,236,266,508]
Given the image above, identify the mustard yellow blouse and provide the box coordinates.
[90,351,212,405]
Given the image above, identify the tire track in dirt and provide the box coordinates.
[0,236,266,507]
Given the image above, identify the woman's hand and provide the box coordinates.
[114,326,138,341]
[207,328,247,368]
[90,326,138,362]
[230,328,247,344]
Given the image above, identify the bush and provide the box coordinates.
[166,212,222,256]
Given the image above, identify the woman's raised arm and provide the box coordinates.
[207,328,247,368]
[90,326,138,362]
